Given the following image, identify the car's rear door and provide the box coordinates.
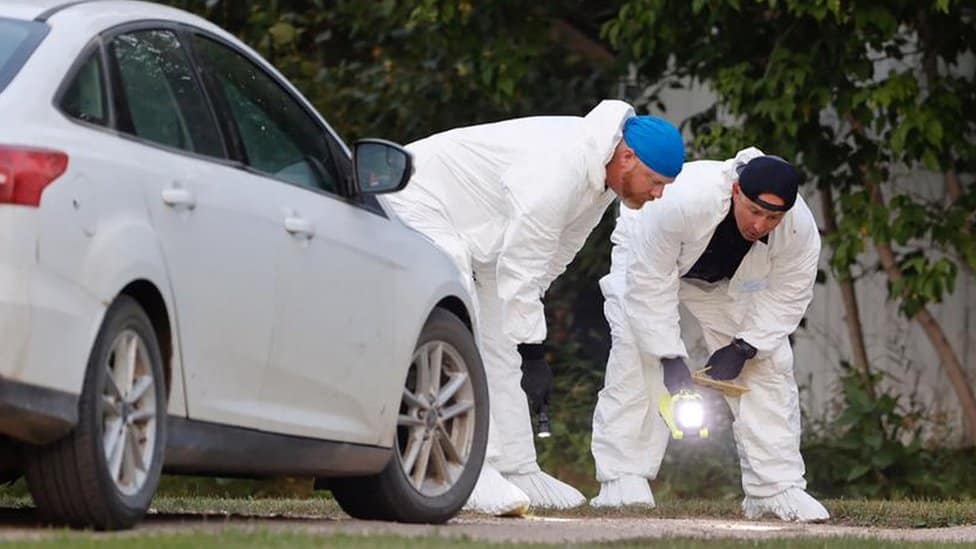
[103,26,282,428]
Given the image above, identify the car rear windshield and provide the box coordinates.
[0,17,48,93]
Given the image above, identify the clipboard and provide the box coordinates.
[692,367,749,397]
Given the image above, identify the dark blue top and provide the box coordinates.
[682,205,763,283]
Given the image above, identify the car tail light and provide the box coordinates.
[0,145,69,207]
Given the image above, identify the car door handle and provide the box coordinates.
[161,187,196,210]
[284,216,316,239]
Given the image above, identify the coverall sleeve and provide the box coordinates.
[736,215,822,355]
[623,202,690,359]
[537,200,611,293]
[495,153,584,344]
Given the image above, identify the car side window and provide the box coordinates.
[60,52,107,126]
[110,30,223,158]
[191,35,339,194]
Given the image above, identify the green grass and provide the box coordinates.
[2,531,974,548]
[0,493,973,548]
[0,494,973,529]
[530,497,976,529]
[825,499,976,528]
[150,495,345,518]
[603,542,974,549]
[0,532,506,548]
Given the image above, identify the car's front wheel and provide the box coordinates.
[332,307,488,523]
[25,295,166,530]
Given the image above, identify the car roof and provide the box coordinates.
[0,0,73,21]
[0,1,220,35]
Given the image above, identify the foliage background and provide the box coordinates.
[149,0,974,500]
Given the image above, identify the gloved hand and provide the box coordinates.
[660,356,691,393]
[518,343,552,415]
[707,338,757,380]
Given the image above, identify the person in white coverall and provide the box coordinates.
[384,100,685,515]
[589,148,830,522]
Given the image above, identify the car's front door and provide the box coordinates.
[190,34,402,443]
[106,28,281,427]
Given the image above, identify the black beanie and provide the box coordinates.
[737,156,802,212]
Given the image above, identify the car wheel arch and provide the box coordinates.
[331,305,488,523]
[433,296,472,333]
[118,280,173,397]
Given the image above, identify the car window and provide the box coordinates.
[191,35,339,194]
[110,30,223,158]
[60,52,107,126]
[0,17,47,93]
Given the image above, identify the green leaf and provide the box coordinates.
[268,22,296,47]
[872,448,897,469]
[865,430,883,450]
[827,0,842,18]
[925,118,944,146]
[847,463,871,481]
[498,77,515,97]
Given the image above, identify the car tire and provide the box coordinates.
[25,295,167,530]
[331,307,488,523]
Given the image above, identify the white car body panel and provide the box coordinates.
[131,141,282,429]
[262,181,399,444]
[0,0,66,21]
[0,208,42,383]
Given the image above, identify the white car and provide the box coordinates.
[0,0,487,530]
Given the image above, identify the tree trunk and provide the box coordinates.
[819,186,874,397]
[945,170,963,202]
[549,20,615,67]
[944,169,976,279]
[867,183,976,445]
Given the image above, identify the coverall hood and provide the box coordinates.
[581,99,635,192]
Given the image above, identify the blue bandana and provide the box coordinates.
[622,116,685,178]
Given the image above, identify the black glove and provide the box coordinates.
[660,356,691,393]
[707,338,757,380]
[518,343,552,415]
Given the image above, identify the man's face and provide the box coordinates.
[607,144,674,209]
[731,182,787,241]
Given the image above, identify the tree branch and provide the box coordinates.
[820,186,874,396]
[945,169,963,202]
[867,181,976,445]
[549,19,615,67]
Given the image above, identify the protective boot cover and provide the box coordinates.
[589,475,655,508]
[742,487,829,522]
[503,470,586,509]
[463,462,530,516]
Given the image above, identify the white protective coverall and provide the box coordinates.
[589,148,829,521]
[385,100,630,512]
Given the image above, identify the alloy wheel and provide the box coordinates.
[397,340,477,497]
[100,329,158,496]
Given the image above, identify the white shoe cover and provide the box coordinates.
[503,470,586,509]
[742,488,829,522]
[462,463,530,516]
[589,475,655,508]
